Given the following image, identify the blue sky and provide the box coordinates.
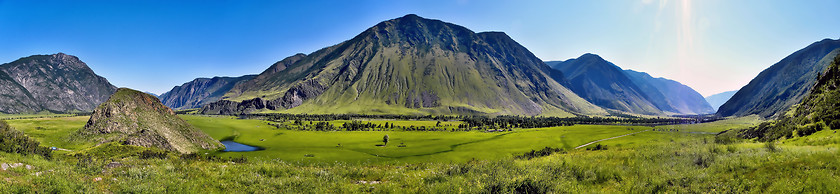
[0,0,838,96]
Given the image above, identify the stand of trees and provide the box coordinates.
[236,113,703,132]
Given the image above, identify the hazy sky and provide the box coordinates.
[1,0,838,96]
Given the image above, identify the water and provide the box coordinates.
[221,141,263,152]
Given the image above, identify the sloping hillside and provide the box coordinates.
[718,39,840,118]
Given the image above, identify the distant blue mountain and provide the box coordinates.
[704,90,737,111]
[547,53,713,115]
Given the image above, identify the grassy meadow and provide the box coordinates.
[182,115,651,163]
[2,114,840,192]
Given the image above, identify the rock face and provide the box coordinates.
[718,39,840,118]
[208,14,604,116]
[623,70,714,115]
[159,75,256,110]
[0,53,117,113]
[81,88,223,153]
[0,71,41,113]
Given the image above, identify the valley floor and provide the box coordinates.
[2,115,839,193]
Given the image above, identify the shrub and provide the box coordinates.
[0,120,52,160]
[765,141,780,152]
[517,147,565,159]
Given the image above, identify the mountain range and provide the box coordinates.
[3,15,830,119]
[717,39,840,118]
[200,14,605,116]
[158,75,256,110]
[0,53,117,114]
[547,54,713,115]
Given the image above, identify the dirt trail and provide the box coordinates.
[574,130,650,149]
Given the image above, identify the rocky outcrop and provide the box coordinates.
[159,75,256,109]
[0,53,117,113]
[81,88,223,153]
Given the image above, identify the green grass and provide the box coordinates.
[3,115,838,192]
[0,113,75,120]
[4,116,93,151]
[659,115,764,133]
[181,115,651,163]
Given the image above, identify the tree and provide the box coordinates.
[383,135,390,146]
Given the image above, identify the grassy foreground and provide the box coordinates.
[2,115,839,192]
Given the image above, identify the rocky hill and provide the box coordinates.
[718,39,840,118]
[159,75,256,109]
[0,53,117,113]
[80,88,223,153]
[206,14,604,116]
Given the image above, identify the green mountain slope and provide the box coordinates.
[159,75,256,109]
[624,70,714,114]
[718,39,840,118]
[207,14,604,116]
[735,51,840,141]
[80,88,223,153]
[0,53,117,113]
[549,54,662,115]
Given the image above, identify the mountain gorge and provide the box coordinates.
[548,54,713,115]
[717,39,840,118]
[159,75,256,110]
[0,53,117,113]
[203,14,604,116]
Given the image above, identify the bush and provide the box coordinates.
[517,147,565,159]
[586,144,608,151]
[139,150,168,159]
[0,120,52,160]
[765,141,780,152]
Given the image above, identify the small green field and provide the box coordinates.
[4,116,93,151]
[0,113,75,120]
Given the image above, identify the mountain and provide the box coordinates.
[704,90,737,111]
[80,88,223,153]
[735,52,840,141]
[623,70,715,115]
[0,53,117,113]
[718,39,840,118]
[144,92,159,98]
[205,14,604,116]
[159,75,256,110]
[0,70,41,113]
[548,54,662,115]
